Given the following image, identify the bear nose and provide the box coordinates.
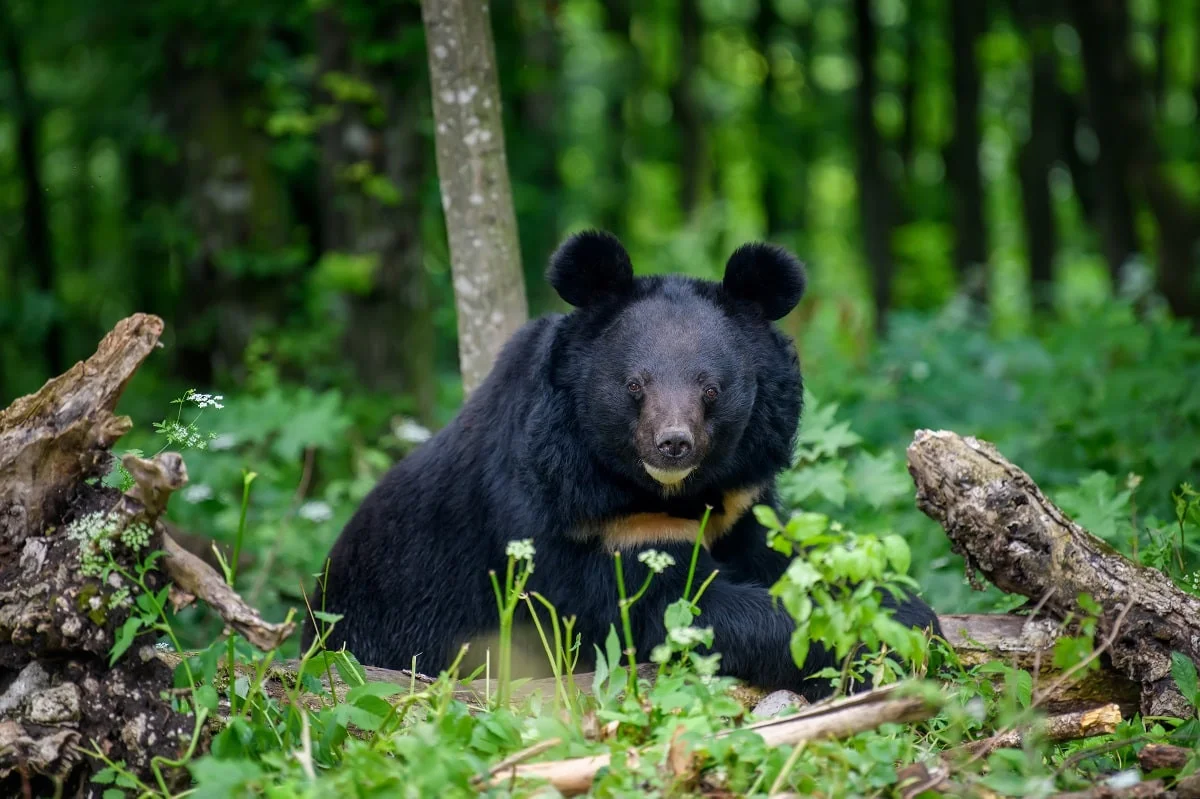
[655,428,694,459]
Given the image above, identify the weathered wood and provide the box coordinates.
[0,313,162,556]
[908,429,1200,719]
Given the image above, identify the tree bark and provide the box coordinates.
[0,4,63,376]
[948,0,989,302]
[907,429,1200,719]
[421,0,529,397]
[853,0,900,333]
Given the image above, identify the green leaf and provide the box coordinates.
[848,451,912,509]
[103,790,126,799]
[1171,652,1200,707]
[779,460,848,507]
[109,616,144,666]
[193,684,220,713]
[880,535,912,576]
[346,681,405,704]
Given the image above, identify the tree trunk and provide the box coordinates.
[853,0,899,333]
[421,0,529,397]
[0,5,63,376]
[1060,92,1098,225]
[1011,0,1061,312]
[948,0,989,303]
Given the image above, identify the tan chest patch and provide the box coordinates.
[598,485,766,552]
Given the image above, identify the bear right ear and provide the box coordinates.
[721,242,807,321]
[547,230,635,308]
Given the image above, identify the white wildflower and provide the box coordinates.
[298,501,334,523]
[393,418,432,445]
[668,626,712,648]
[182,484,213,503]
[637,549,675,574]
[506,539,535,562]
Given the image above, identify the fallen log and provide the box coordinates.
[908,430,1200,719]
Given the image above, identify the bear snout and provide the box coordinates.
[654,427,693,459]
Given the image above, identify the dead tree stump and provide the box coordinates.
[0,314,292,796]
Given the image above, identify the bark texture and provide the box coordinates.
[908,429,1200,719]
[421,0,529,396]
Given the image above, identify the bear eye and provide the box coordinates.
[704,386,719,401]
[627,380,642,394]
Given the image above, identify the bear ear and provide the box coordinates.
[721,243,807,321]
[547,230,635,308]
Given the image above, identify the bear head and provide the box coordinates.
[547,230,806,496]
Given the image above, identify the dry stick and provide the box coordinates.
[954,703,1123,759]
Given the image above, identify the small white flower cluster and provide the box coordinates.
[393,418,432,445]
[298,501,333,523]
[182,484,214,504]
[66,511,120,576]
[186,390,225,410]
[67,513,154,578]
[667,625,712,648]
[506,538,536,562]
[159,421,210,450]
[638,549,676,574]
[155,640,174,652]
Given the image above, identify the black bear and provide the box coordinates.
[304,231,940,699]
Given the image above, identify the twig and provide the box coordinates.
[953,703,1123,759]
[161,532,295,650]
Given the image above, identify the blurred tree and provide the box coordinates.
[313,4,437,424]
[421,0,528,395]
[854,0,900,331]
[0,1,62,375]
[1011,0,1061,312]
[1071,0,1200,321]
[948,0,989,302]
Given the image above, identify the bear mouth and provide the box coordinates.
[642,463,696,487]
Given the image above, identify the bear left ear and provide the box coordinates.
[546,230,636,308]
[721,243,807,321]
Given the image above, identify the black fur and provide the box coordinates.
[304,233,940,700]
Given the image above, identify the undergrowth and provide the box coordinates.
[88,301,1200,797]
